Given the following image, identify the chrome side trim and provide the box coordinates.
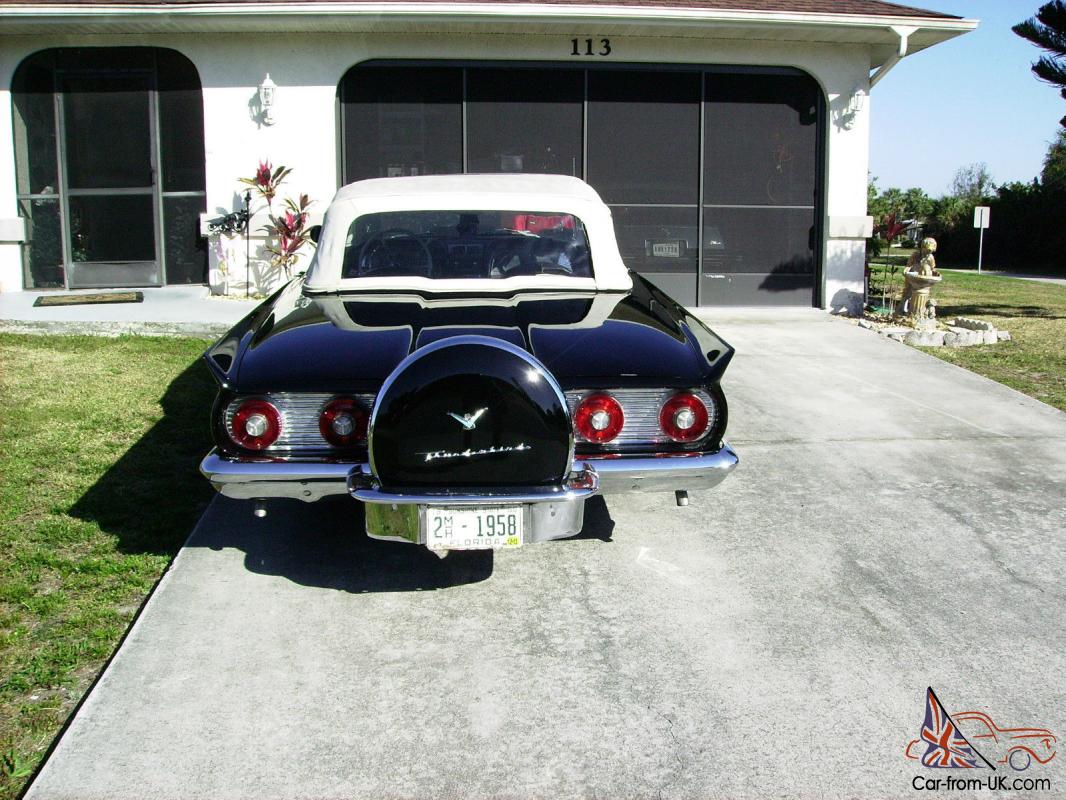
[349,463,598,505]
[579,443,739,493]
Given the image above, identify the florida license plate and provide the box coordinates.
[425,506,524,550]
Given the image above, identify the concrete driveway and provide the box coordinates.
[26,310,1066,799]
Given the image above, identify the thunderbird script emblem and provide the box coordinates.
[447,408,487,431]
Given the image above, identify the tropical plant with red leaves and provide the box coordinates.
[879,212,908,247]
[877,212,910,275]
[239,159,292,208]
[265,194,314,278]
[227,160,316,289]
[870,213,910,312]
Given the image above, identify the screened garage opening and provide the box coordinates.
[339,62,824,307]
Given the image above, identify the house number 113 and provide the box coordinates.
[571,38,611,56]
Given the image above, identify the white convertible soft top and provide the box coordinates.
[303,174,632,293]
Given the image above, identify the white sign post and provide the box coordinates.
[973,206,991,273]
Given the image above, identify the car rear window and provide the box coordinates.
[341,210,593,280]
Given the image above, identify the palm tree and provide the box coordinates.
[1014,1,1066,127]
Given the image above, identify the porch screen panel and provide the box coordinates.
[68,195,155,262]
[158,49,208,283]
[12,53,63,288]
[17,198,63,289]
[12,56,58,197]
[702,72,820,306]
[62,75,153,190]
[587,70,700,305]
[341,67,462,182]
[163,195,208,285]
[465,68,583,176]
[158,50,207,193]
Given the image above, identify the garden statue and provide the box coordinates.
[898,237,942,326]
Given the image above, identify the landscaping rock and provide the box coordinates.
[867,318,1008,349]
[859,318,1005,349]
[953,317,996,332]
[947,327,982,346]
[904,330,946,347]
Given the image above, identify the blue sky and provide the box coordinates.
[869,0,1064,196]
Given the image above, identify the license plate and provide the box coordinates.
[425,506,524,550]
[651,241,681,258]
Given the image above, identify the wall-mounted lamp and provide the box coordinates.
[840,86,866,131]
[258,73,277,126]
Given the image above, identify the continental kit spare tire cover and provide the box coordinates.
[369,335,572,489]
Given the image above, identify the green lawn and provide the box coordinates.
[867,263,1066,413]
[0,335,215,799]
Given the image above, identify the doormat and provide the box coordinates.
[34,292,144,307]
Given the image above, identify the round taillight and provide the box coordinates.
[319,397,368,447]
[659,392,710,443]
[230,399,282,450]
[574,392,624,443]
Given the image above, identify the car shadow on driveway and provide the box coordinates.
[69,360,217,557]
[69,356,615,591]
[186,488,616,593]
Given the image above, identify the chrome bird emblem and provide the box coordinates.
[447,408,487,430]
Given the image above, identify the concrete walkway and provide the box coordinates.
[0,285,258,337]
[943,269,1066,288]
[992,273,1066,287]
[25,310,1066,799]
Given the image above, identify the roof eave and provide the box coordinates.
[0,2,978,58]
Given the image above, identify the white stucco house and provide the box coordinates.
[0,0,975,312]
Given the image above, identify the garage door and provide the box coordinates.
[339,62,823,307]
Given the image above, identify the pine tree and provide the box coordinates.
[1014,1,1066,127]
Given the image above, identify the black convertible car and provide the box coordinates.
[201,174,737,551]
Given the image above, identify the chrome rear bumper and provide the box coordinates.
[584,445,739,493]
[200,444,738,502]
[199,455,355,502]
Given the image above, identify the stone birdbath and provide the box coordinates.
[903,269,942,292]
[898,237,941,329]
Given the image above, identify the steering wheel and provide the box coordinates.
[357,228,433,277]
